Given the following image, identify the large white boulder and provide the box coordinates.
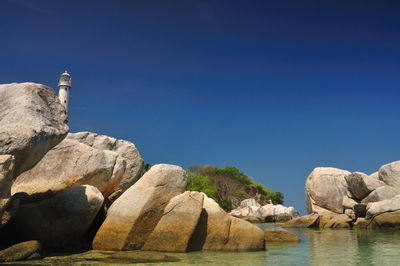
[92,164,187,251]
[11,138,127,202]
[361,186,399,204]
[0,83,69,177]
[67,132,144,201]
[259,204,300,222]
[366,194,400,219]
[305,167,351,214]
[378,161,400,189]
[240,198,260,208]
[193,194,265,251]
[142,191,204,252]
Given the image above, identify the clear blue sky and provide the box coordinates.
[1,0,400,214]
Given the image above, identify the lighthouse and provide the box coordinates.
[58,71,71,114]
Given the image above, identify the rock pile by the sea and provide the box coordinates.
[0,82,267,261]
[284,162,400,229]
[0,83,69,178]
[230,198,300,223]
[11,132,143,205]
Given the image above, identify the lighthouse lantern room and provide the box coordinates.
[58,71,71,114]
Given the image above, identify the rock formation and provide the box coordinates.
[230,198,299,223]
[67,132,144,201]
[92,164,188,251]
[142,191,204,252]
[192,194,265,251]
[0,155,15,229]
[0,83,69,177]
[9,185,104,248]
[263,230,301,242]
[11,132,143,204]
[0,240,42,262]
[284,160,400,230]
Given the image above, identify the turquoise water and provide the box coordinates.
[4,224,400,265]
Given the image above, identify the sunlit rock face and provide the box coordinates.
[0,82,69,178]
[305,167,350,214]
[92,164,188,251]
[292,160,400,230]
[11,132,143,205]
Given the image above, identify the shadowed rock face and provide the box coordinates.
[0,82,69,177]
[10,185,104,248]
[0,240,42,262]
[92,164,188,251]
[0,155,14,207]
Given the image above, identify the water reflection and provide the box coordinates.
[307,228,400,266]
[3,224,400,265]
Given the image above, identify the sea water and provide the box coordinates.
[3,223,400,265]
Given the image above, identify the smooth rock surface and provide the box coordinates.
[12,138,127,202]
[264,230,300,242]
[259,204,300,222]
[240,198,260,208]
[92,164,187,251]
[193,194,232,251]
[361,186,399,204]
[281,213,320,228]
[189,194,265,251]
[366,195,400,219]
[323,214,352,229]
[67,132,144,202]
[342,196,358,209]
[0,82,69,177]
[11,185,103,247]
[0,240,42,262]
[224,217,265,251]
[306,167,351,214]
[368,210,400,230]
[378,161,400,189]
[142,191,204,252]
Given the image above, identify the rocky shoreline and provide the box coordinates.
[230,198,300,223]
[282,163,400,229]
[0,82,269,262]
[1,82,399,263]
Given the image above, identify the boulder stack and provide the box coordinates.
[230,198,300,223]
[0,83,69,178]
[285,160,400,230]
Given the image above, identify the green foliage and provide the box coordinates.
[186,164,285,210]
[140,163,152,176]
[212,166,252,185]
[187,172,218,200]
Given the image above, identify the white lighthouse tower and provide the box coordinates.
[58,71,71,113]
